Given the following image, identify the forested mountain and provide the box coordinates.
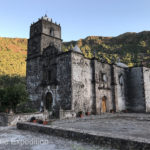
[63,31,150,67]
[0,38,27,76]
[1,31,150,76]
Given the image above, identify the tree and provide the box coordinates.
[0,75,29,113]
[3,84,28,112]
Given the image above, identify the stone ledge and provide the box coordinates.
[0,112,49,126]
[17,122,150,150]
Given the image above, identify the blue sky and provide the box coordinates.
[0,0,150,42]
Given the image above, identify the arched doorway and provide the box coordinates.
[101,96,107,113]
[45,92,53,111]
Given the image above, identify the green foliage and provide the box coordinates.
[0,75,29,113]
[0,37,27,76]
[0,74,25,88]
[16,101,37,113]
[139,41,146,47]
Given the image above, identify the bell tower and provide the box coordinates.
[26,15,62,105]
[27,15,62,59]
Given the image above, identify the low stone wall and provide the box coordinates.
[0,112,49,126]
[59,110,76,119]
[17,122,150,150]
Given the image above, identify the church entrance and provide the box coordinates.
[101,96,107,113]
[45,92,53,111]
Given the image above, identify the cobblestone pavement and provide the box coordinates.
[52,113,150,143]
[0,126,115,150]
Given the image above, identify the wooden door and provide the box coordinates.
[101,97,107,113]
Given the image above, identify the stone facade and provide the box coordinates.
[26,16,150,117]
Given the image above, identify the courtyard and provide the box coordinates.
[0,126,114,150]
[52,113,150,143]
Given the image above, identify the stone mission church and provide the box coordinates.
[27,16,150,117]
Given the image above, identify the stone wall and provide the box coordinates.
[113,65,127,112]
[26,56,43,110]
[41,19,61,39]
[143,67,150,112]
[56,52,72,111]
[127,67,146,112]
[28,36,41,56]
[71,52,93,114]
[41,34,62,53]
[59,109,76,119]
[0,112,49,126]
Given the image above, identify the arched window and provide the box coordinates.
[50,28,54,36]
[102,73,107,82]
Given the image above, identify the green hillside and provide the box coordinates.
[63,31,150,67]
[0,38,27,76]
[1,31,150,76]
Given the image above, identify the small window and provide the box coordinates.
[50,28,54,36]
[119,75,124,85]
[102,73,107,82]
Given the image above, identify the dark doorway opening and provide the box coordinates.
[45,92,53,111]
